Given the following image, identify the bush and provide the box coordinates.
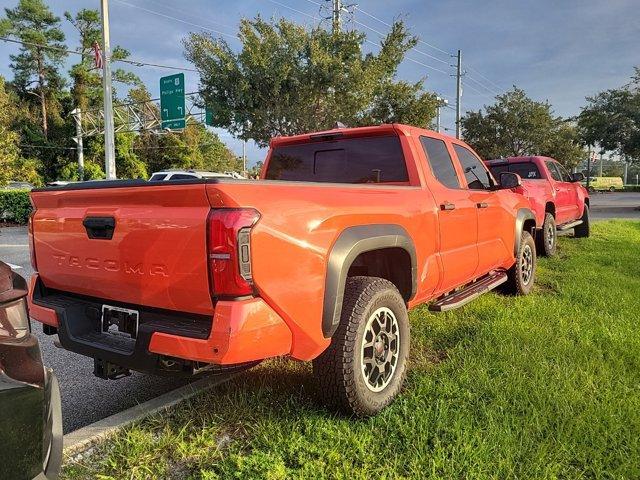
[0,189,32,224]
[623,185,640,192]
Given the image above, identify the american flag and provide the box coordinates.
[92,41,103,70]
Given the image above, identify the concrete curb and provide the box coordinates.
[63,374,231,458]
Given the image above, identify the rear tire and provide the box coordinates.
[536,213,556,257]
[313,276,409,417]
[503,231,536,295]
[609,186,615,192]
[574,204,590,238]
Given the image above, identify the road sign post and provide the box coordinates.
[160,73,186,130]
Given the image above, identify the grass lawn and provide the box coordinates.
[62,221,640,479]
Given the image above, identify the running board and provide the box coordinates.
[429,271,508,312]
[557,220,583,231]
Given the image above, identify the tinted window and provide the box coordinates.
[149,173,167,182]
[488,162,542,180]
[556,163,573,182]
[546,161,563,181]
[453,144,492,190]
[170,174,198,180]
[265,135,408,183]
[420,137,460,189]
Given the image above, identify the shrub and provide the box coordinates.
[0,189,32,224]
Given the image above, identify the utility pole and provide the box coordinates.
[586,147,592,190]
[455,50,462,139]
[623,156,628,185]
[242,141,247,175]
[101,0,116,179]
[71,108,84,181]
[332,0,342,34]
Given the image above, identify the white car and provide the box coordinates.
[148,170,245,182]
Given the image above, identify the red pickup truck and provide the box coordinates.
[28,124,537,416]
[485,156,590,256]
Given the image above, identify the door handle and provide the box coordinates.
[477,202,489,209]
[83,216,116,240]
[440,202,456,211]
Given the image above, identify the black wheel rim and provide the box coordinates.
[546,223,555,251]
[521,244,533,285]
[361,307,400,392]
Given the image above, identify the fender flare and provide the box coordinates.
[514,208,536,256]
[322,224,417,338]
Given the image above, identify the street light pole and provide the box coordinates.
[435,96,449,133]
[101,0,116,179]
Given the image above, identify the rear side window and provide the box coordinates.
[149,173,167,182]
[420,137,460,189]
[546,161,563,181]
[488,162,542,180]
[453,144,492,190]
[265,135,409,184]
[170,174,197,180]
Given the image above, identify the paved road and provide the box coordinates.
[1,192,637,432]
[0,227,192,433]
[589,191,640,220]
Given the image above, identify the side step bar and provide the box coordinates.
[429,270,508,312]
[557,219,583,231]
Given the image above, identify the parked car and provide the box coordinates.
[148,170,245,181]
[485,156,590,256]
[0,262,62,480]
[27,124,537,416]
[582,176,624,192]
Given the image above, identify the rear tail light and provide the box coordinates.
[206,208,260,297]
[28,210,37,271]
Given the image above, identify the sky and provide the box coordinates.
[0,0,638,166]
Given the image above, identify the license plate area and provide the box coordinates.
[101,305,139,340]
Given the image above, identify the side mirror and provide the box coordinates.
[571,172,585,182]
[499,172,522,189]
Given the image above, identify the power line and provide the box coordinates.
[267,0,320,21]
[353,5,452,57]
[142,0,238,33]
[0,36,199,73]
[362,38,449,76]
[466,65,505,93]
[462,80,496,101]
[465,74,500,96]
[112,0,237,40]
[353,19,450,66]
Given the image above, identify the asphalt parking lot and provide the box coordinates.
[1,191,638,434]
[0,227,193,433]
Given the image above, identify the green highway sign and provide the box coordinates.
[205,107,214,126]
[160,73,185,130]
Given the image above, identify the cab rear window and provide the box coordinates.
[488,162,541,180]
[265,135,409,183]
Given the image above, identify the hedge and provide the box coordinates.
[623,185,640,192]
[0,189,32,224]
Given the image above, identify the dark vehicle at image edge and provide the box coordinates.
[0,262,62,480]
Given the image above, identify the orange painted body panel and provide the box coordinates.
[27,275,58,327]
[30,184,214,315]
[28,124,533,369]
[148,297,292,365]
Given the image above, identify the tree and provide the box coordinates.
[1,0,67,139]
[578,67,640,163]
[184,17,438,147]
[0,76,41,186]
[461,87,584,168]
[65,8,141,111]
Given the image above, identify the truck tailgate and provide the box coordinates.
[30,183,213,315]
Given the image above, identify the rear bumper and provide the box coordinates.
[28,274,292,375]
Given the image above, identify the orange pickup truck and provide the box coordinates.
[28,124,537,416]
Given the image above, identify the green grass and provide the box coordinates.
[62,221,640,480]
